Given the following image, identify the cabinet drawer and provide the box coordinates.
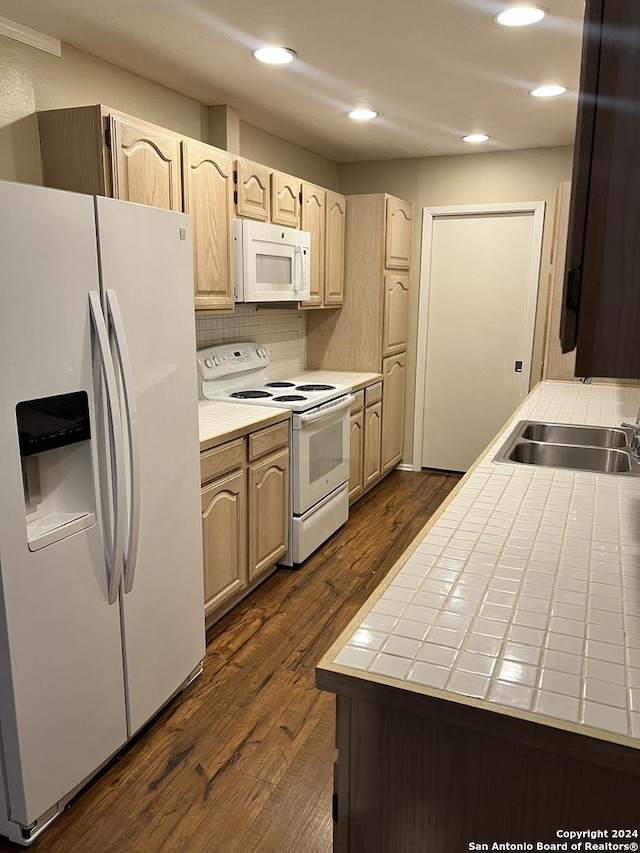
[351,390,364,413]
[365,382,383,407]
[200,438,245,485]
[248,421,289,461]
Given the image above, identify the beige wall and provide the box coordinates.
[0,36,337,187]
[240,122,338,188]
[338,146,575,467]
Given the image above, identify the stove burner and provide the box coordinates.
[295,384,335,392]
[265,381,296,388]
[273,394,307,402]
[230,390,273,399]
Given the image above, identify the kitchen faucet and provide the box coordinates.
[622,409,640,459]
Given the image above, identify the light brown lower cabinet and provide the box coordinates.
[200,423,289,623]
[349,377,407,504]
[363,401,382,490]
[349,411,364,503]
[381,353,406,474]
[248,448,289,580]
[201,468,247,611]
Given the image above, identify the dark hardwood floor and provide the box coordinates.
[3,470,460,853]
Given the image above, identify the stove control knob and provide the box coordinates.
[257,346,269,358]
[213,355,222,366]
[204,357,214,368]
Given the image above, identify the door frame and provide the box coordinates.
[411,201,545,471]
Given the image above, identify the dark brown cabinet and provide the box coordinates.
[562,0,640,378]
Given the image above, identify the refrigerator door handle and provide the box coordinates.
[105,289,141,594]
[89,291,126,604]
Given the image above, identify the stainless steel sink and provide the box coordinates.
[494,420,640,476]
[518,422,629,449]
[506,440,631,473]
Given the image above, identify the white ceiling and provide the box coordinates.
[0,0,585,162]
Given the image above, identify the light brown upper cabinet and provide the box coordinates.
[307,193,413,373]
[300,182,326,308]
[39,105,236,313]
[37,104,346,315]
[235,158,270,221]
[385,197,413,269]
[307,193,413,487]
[382,274,409,356]
[38,105,182,210]
[324,191,346,306]
[182,141,235,311]
[108,114,182,210]
[271,171,301,227]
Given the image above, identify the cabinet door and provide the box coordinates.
[248,448,289,580]
[562,0,640,377]
[109,114,182,211]
[324,191,346,306]
[300,182,326,308]
[385,197,413,269]
[201,468,247,615]
[271,171,301,227]
[349,411,364,503]
[543,182,575,380]
[382,274,409,356]
[363,402,382,490]
[235,158,270,221]
[381,353,406,474]
[182,141,234,311]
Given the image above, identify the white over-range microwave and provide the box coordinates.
[233,219,311,303]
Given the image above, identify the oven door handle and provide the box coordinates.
[297,394,355,426]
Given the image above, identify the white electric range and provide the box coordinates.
[197,342,354,566]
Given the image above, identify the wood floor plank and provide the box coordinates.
[232,713,336,853]
[0,471,459,853]
[284,771,335,853]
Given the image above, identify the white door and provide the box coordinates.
[95,198,205,736]
[419,204,544,472]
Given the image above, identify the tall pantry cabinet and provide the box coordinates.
[307,193,412,491]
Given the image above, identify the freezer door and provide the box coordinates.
[94,197,205,735]
[0,181,127,827]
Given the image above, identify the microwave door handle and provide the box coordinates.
[293,245,303,293]
[298,395,355,426]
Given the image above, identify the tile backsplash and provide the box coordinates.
[195,305,306,379]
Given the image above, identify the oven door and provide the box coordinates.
[292,395,354,516]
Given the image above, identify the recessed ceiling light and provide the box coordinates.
[252,46,296,65]
[495,5,546,26]
[530,84,567,98]
[462,133,490,143]
[348,109,378,121]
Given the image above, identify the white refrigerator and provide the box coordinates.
[0,180,205,845]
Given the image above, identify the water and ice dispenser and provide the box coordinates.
[17,392,97,551]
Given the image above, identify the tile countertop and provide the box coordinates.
[288,370,382,393]
[317,381,640,747]
[199,401,291,453]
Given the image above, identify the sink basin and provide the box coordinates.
[494,420,639,476]
[505,440,631,474]
[518,422,628,449]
